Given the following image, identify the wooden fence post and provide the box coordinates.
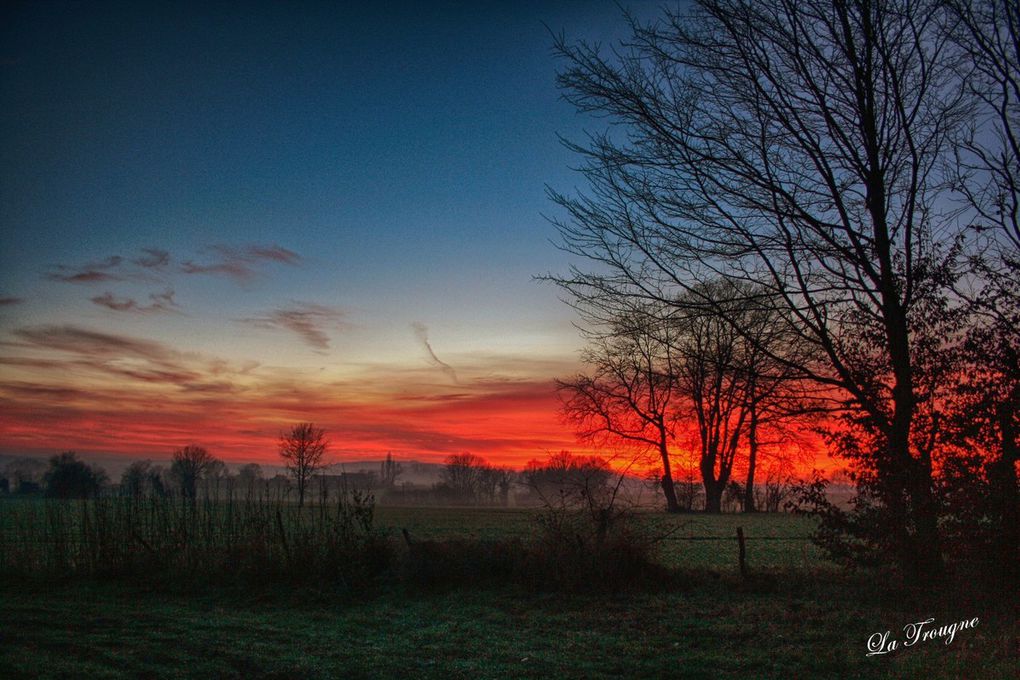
[736,526,747,579]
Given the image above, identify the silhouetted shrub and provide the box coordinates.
[523,505,668,592]
[392,515,666,593]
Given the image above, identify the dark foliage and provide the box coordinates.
[43,452,105,500]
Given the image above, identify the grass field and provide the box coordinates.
[1,505,1016,679]
[374,507,829,572]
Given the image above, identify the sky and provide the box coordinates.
[0,1,659,466]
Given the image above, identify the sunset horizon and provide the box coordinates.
[2,2,1016,677]
[0,2,630,469]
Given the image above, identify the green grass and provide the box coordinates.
[374,506,829,572]
[1,573,1014,679]
[0,497,824,579]
[1,504,1015,678]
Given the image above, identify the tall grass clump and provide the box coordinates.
[0,481,391,588]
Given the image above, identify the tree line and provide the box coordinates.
[4,429,638,510]
[2,423,330,504]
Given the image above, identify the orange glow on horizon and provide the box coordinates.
[0,324,836,474]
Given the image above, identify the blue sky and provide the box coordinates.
[0,1,654,462]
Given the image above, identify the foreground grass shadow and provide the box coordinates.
[1,566,1015,680]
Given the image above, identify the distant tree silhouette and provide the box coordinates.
[202,459,229,496]
[236,463,263,492]
[170,445,217,500]
[43,452,106,499]
[493,467,515,506]
[148,465,169,497]
[440,453,489,503]
[380,452,403,489]
[279,423,329,507]
[120,460,152,499]
[523,451,612,507]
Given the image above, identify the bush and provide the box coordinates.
[523,505,668,592]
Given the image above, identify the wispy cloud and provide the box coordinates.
[239,302,347,351]
[90,289,180,314]
[11,325,182,362]
[2,324,258,390]
[241,245,301,265]
[46,244,298,287]
[181,244,301,282]
[44,247,171,285]
[45,255,125,284]
[131,248,170,269]
[411,322,458,383]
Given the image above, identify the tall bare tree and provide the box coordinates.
[549,0,969,577]
[279,423,329,508]
[669,283,759,513]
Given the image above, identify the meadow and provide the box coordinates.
[1,499,1016,679]
[374,506,830,573]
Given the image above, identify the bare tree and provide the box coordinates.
[558,308,684,511]
[549,0,968,578]
[669,284,756,513]
[279,423,329,507]
[439,452,489,503]
[493,467,516,506]
[561,281,811,513]
[727,285,819,512]
[170,445,217,500]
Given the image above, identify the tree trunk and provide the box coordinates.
[888,408,942,581]
[658,423,681,512]
[994,403,1019,578]
[703,479,725,513]
[856,26,943,581]
[660,473,680,513]
[744,402,758,513]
